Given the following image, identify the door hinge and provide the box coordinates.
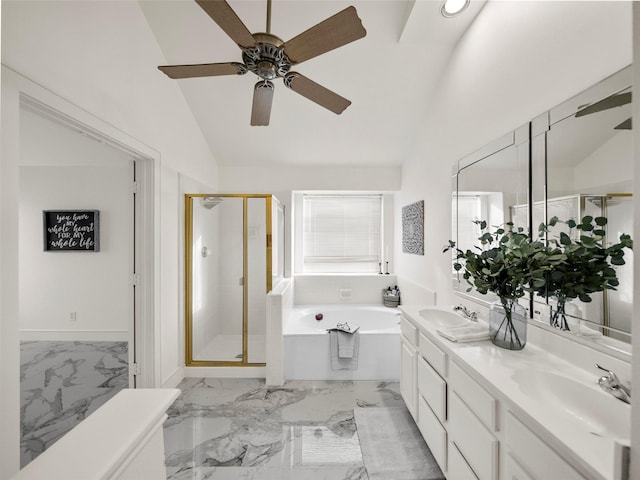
[131,181,139,194]
[130,273,139,286]
[131,363,141,376]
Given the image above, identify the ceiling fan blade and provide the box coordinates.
[575,92,632,118]
[195,0,256,49]
[251,80,275,126]
[614,117,632,130]
[284,72,351,114]
[158,62,247,79]
[283,6,366,64]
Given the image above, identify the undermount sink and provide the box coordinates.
[512,369,630,440]
[418,308,470,328]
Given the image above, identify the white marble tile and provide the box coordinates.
[20,341,128,467]
[164,379,402,479]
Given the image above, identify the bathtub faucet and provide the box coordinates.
[453,305,478,322]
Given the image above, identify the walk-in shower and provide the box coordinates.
[185,194,284,366]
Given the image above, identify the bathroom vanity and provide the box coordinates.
[399,306,630,480]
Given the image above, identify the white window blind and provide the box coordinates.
[303,195,382,273]
[456,195,482,252]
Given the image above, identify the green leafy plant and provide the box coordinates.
[444,221,547,349]
[534,215,632,330]
[444,220,546,300]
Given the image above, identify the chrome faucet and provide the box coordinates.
[453,304,478,322]
[596,364,631,405]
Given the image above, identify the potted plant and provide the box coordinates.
[444,221,547,350]
[534,215,632,331]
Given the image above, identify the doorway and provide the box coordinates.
[18,102,138,466]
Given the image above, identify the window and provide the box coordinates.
[302,194,383,273]
[456,195,482,252]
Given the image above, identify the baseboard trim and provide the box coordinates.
[184,366,266,378]
[161,367,185,389]
[20,330,129,342]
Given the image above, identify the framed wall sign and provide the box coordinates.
[402,200,424,255]
[43,210,100,252]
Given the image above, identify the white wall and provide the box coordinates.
[1,1,220,475]
[574,132,633,193]
[397,1,632,308]
[20,166,132,337]
[19,108,134,340]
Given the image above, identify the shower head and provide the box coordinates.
[201,196,223,209]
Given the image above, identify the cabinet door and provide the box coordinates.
[506,412,583,480]
[449,393,499,480]
[400,339,417,420]
[448,441,479,480]
[504,454,534,480]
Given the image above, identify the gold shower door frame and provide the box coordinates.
[185,193,273,367]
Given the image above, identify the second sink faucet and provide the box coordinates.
[596,364,631,404]
[453,304,478,322]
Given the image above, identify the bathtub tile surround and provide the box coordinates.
[164,378,424,479]
[294,275,398,305]
[20,340,128,466]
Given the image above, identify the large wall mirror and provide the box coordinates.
[452,65,633,356]
[533,65,633,347]
[452,126,530,303]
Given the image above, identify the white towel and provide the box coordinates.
[329,330,360,370]
[326,323,360,358]
[337,330,357,358]
[436,324,490,343]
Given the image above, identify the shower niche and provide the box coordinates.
[185,194,284,366]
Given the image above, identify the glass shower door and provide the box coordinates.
[190,195,244,363]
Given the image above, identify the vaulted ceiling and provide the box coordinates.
[140,0,486,167]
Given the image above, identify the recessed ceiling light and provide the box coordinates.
[441,0,470,17]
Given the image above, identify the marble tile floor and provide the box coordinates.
[20,340,129,467]
[164,378,407,480]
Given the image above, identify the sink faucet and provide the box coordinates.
[596,364,631,405]
[453,304,478,322]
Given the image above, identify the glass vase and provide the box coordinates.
[489,299,527,350]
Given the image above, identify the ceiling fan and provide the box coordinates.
[158,0,367,126]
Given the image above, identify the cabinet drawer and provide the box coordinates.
[506,412,583,480]
[449,392,498,480]
[448,441,479,480]
[505,453,534,480]
[400,317,418,346]
[449,361,497,431]
[417,356,446,422]
[417,395,447,472]
[418,331,447,376]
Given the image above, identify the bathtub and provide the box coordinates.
[283,305,401,381]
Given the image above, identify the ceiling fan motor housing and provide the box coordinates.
[242,32,292,81]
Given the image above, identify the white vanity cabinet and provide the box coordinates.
[448,361,499,480]
[416,332,449,472]
[398,307,616,480]
[400,317,418,420]
[505,412,583,480]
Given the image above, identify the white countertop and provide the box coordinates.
[399,305,630,480]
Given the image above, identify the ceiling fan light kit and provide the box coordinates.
[441,0,470,18]
[158,0,367,126]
